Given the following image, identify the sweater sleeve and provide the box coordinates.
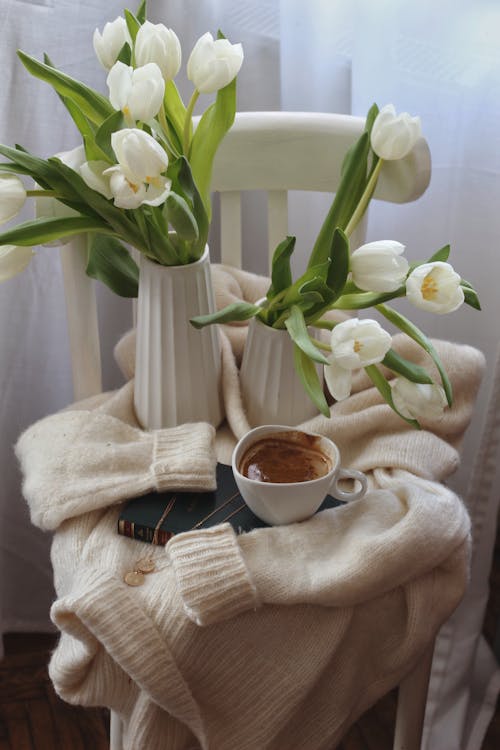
[167,477,470,626]
[15,409,217,531]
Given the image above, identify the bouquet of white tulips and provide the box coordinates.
[192,103,481,427]
[0,0,243,295]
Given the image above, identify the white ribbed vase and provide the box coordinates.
[240,316,322,427]
[134,247,223,429]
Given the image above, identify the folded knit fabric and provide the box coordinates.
[15,263,486,750]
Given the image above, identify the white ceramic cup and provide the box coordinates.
[232,424,368,526]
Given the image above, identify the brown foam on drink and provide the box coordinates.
[239,430,331,484]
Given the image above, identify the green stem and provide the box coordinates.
[344,157,384,237]
[310,337,331,352]
[183,90,200,156]
[311,319,337,331]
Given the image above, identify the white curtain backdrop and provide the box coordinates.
[1,0,498,747]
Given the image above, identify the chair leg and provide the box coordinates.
[110,709,123,750]
[393,643,434,750]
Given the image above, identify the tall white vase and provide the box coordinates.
[240,316,322,427]
[134,247,223,429]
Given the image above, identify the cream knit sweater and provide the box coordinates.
[15,265,485,750]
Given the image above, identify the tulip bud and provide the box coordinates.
[324,318,392,401]
[371,104,421,160]
[93,17,132,71]
[135,21,182,81]
[187,32,243,94]
[406,261,464,314]
[350,240,409,292]
[391,377,447,420]
[107,61,165,123]
[0,174,27,225]
[0,244,34,282]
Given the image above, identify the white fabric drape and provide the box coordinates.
[1,0,498,747]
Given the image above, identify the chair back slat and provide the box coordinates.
[267,190,289,268]
[219,190,243,267]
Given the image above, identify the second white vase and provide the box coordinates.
[240,315,322,427]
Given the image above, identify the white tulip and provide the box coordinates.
[106,166,171,209]
[406,261,464,314]
[93,17,132,71]
[0,174,26,225]
[351,240,409,292]
[111,128,169,183]
[79,161,113,199]
[0,244,33,281]
[391,377,447,420]
[107,61,165,123]
[371,104,422,160]
[187,32,243,94]
[135,21,182,81]
[55,144,86,171]
[324,318,392,401]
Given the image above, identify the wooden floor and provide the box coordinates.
[1,525,499,750]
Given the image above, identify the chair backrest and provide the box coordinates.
[60,111,431,402]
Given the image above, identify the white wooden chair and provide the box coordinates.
[59,111,432,750]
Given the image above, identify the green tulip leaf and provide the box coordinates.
[0,143,75,194]
[326,227,349,300]
[86,234,139,297]
[116,41,132,66]
[293,344,330,417]
[333,287,405,309]
[136,0,147,24]
[190,301,260,329]
[285,305,330,365]
[364,364,421,429]
[382,349,434,384]
[124,9,141,42]
[189,74,237,218]
[163,81,189,151]
[0,216,112,246]
[376,303,453,406]
[169,156,209,257]
[164,192,199,242]
[461,280,481,310]
[267,236,295,299]
[17,51,113,125]
[95,110,126,161]
[428,244,450,263]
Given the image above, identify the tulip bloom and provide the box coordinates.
[351,240,409,292]
[0,244,33,281]
[111,128,169,182]
[107,61,165,123]
[0,174,26,225]
[187,32,243,94]
[324,318,392,401]
[391,377,447,420]
[371,104,421,160]
[406,261,464,314]
[106,129,171,209]
[93,17,132,71]
[135,21,182,81]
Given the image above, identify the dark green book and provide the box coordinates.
[118,463,343,546]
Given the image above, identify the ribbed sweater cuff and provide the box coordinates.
[167,525,260,626]
[152,423,217,492]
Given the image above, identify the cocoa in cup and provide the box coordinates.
[232,425,368,526]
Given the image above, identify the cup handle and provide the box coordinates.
[331,468,368,502]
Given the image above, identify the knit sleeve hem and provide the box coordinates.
[167,524,260,626]
[152,423,217,492]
